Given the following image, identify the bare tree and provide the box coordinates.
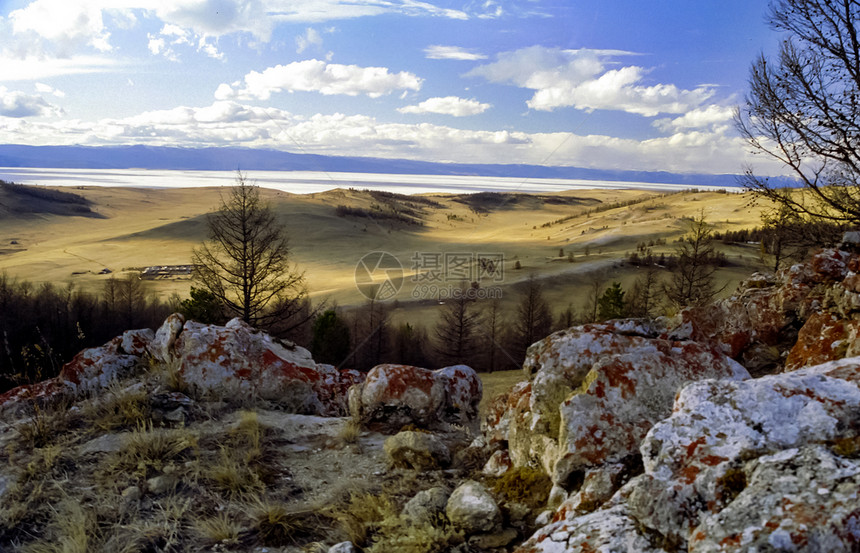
[629,265,662,318]
[192,172,307,330]
[665,212,721,308]
[512,274,553,362]
[736,0,860,224]
[435,283,481,367]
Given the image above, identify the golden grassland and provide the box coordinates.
[0,184,768,319]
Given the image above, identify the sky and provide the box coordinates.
[0,0,788,176]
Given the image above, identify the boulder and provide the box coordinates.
[516,356,860,552]
[784,312,860,371]
[445,480,502,535]
[402,487,450,523]
[384,430,451,470]
[170,318,353,415]
[121,328,155,356]
[508,322,747,485]
[350,363,481,429]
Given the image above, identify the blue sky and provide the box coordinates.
[0,0,787,175]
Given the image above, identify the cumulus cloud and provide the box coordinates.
[424,45,487,61]
[467,46,715,116]
[653,104,736,132]
[0,86,62,117]
[216,60,423,100]
[398,96,490,116]
[8,0,113,55]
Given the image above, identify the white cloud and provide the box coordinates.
[218,60,423,100]
[468,46,714,116]
[399,96,490,116]
[34,82,66,98]
[8,0,113,55]
[0,86,62,118]
[424,45,487,61]
[296,27,323,53]
[0,98,789,175]
[653,104,736,132]
[0,55,121,80]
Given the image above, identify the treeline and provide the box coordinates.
[0,273,172,394]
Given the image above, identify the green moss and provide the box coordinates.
[489,466,552,510]
[831,436,860,458]
[716,466,747,505]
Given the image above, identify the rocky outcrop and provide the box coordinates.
[489,320,748,486]
[349,363,482,430]
[515,355,860,553]
[0,314,365,418]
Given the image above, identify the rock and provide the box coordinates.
[552,463,630,520]
[150,312,185,363]
[435,364,483,426]
[483,450,512,477]
[59,336,141,393]
[483,380,531,445]
[842,230,860,251]
[328,542,357,553]
[514,504,667,553]
[146,474,177,495]
[688,446,860,553]
[351,364,444,428]
[170,318,353,415]
[509,322,747,486]
[469,527,518,549]
[0,378,70,417]
[629,356,860,542]
[350,363,482,429]
[784,312,860,371]
[446,480,502,534]
[79,433,125,455]
[811,248,851,282]
[384,431,451,470]
[402,487,450,523]
[121,328,155,356]
[552,339,748,487]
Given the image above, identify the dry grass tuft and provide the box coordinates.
[103,422,198,484]
[329,490,398,548]
[251,500,326,547]
[338,418,362,445]
[193,511,244,546]
[83,381,151,432]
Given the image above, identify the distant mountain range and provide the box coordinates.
[0,144,796,188]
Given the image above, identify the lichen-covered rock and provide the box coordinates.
[436,364,482,425]
[121,328,155,356]
[402,487,450,523]
[350,363,481,429]
[384,430,451,470]
[515,504,668,553]
[483,380,530,445]
[553,340,748,486]
[509,322,747,486]
[551,463,631,520]
[59,336,141,393]
[629,356,860,542]
[784,312,860,371]
[168,317,358,415]
[483,449,512,477]
[688,446,860,553]
[150,312,185,363]
[446,480,502,534]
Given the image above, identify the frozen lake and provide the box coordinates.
[0,167,732,195]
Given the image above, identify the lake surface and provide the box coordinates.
[0,167,730,195]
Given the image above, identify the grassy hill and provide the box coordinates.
[0,184,768,321]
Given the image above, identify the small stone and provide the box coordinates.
[146,474,177,495]
[482,450,512,477]
[328,542,357,553]
[384,431,451,470]
[534,510,552,527]
[446,480,502,534]
[402,487,450,524]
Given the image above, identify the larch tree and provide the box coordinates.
[192,172,307,329]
